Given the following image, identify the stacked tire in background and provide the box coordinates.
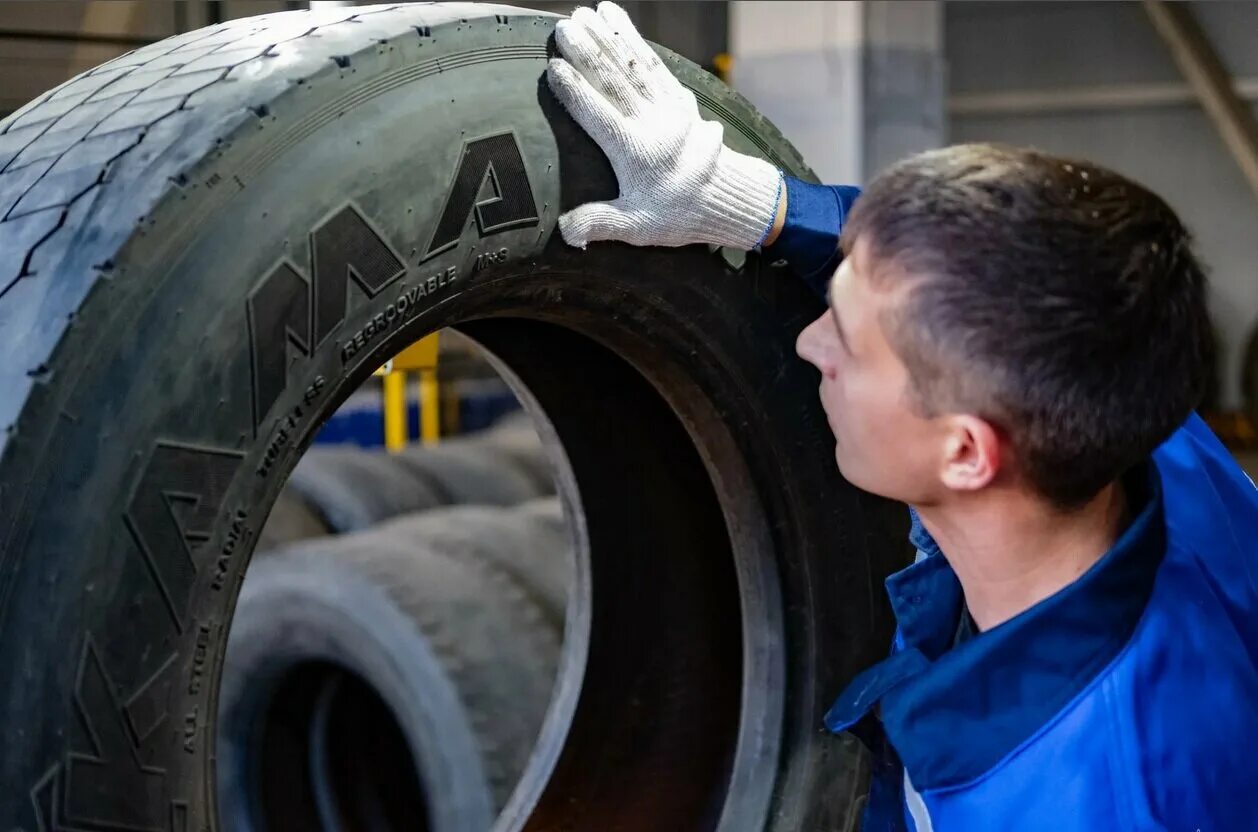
[256,412,550,548]
[221,412,568,830]
[220,492,571,830]
[0,5,908,831]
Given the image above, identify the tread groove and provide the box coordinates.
[0,107,178,301]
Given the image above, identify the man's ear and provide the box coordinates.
[939,414,1002,492]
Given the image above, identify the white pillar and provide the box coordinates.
[729,1,944,184]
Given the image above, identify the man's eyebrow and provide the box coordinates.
[827,277,851,353]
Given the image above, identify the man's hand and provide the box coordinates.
[547,2,784,250]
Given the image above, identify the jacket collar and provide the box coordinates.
[826,462,1166,790]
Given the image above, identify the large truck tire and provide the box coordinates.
[0,4,909,830]
[219,527,560,828]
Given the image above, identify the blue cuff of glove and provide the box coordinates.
[766,178,862,300]
[753,171,786,249]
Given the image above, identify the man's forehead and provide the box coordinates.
[828,243,914,355]
[827,261,846,306]
[831,239,909,308]
[827,244,866,309]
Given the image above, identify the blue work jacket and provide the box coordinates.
[767,177,1258,831]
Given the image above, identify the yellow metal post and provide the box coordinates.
[712,52,732,83]
[375,332,442,449]
[419,370,441,446]
[382,369,408,452]
[392,334,441,372]
[441,380,461,436]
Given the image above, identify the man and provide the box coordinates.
[546,4,1258,831]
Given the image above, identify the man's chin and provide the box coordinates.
[833,445,852,481]
[834,454,889,498]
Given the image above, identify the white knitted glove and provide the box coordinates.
[547,2,784,250]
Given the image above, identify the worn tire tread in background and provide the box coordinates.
[285,446,448,532]
[0,4,905,831]
[481,421,558,493]
[341,528,562,806]
[376,499,571,631]
[281,429,551,535]
[397,438,547,507]
[217,547,499,832]
[220,525,560,824]
[254,487,330,551]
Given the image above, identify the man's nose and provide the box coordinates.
[795,312,831,372]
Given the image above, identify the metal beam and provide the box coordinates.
[1143,0,1258,201]
[950,78,1258,117]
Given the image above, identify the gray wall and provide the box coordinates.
[728,1,945,184]
[947,1,1258,408]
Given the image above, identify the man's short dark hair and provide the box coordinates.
[841,143,1214,510]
